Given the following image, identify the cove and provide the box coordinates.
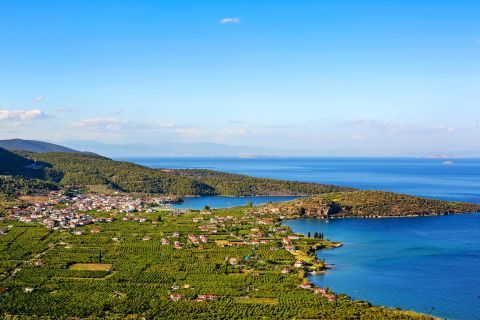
[284,214,480,320]
[171,195,300,210]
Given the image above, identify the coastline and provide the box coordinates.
[281,219,437,319]
[282,214,480,320]
[280,219,437,319]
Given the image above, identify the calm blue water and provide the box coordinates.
[121,157,480,204]
[121,157,480,319]
[172,195,299,210]
[285,216,480,320]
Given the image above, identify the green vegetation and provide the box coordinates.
[0,206,432,319]
[173,169,350,196]
[268,190,480,218]
[0,176,58,197]
[0,176,58,217]
[0,148,350,197]
[24,152,215,196]
[0,148,34,172]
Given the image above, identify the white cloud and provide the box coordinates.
[68,117,207,142]
[72,118,125,130]
[346,119,456,135]
[220,17,240,24]
[55,107,77,113]
[173,127,203,138]
[34,96,44,102]
[0,109,50,121]
[351,132,363,140]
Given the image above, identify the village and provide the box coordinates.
[5,191,181,229]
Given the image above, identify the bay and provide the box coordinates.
[120,157,480,204]
[284,215,480,320]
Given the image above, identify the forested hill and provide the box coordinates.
[21,152,216,196]
[261,190,480,218]
[0,149,350,197]
[173,169,351,196]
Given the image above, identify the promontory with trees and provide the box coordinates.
[260,190,480,219]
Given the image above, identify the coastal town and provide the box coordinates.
[4,191,181,229]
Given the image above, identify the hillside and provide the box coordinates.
[23,152,215,196]
[0,150,347,197]
[0,139,80,153]
[0,147,34,173]
[0,147,53,179]
[261,190,480,218]
[173,169,351,196]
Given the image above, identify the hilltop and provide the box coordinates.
[0,139,80,153]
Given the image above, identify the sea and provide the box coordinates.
[120,157,480,319]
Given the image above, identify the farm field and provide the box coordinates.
[70,263,113,271]
[0,206,432,319]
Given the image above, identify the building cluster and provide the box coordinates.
[282,234,302,251]
[168,283,219,302]
[169,293,219,302]
[69,193,178,213]
[282,237,295,251]
[12,203,95,229]
[8,191,177,229]
[159,232,209,250]
[299,281,336,302]
[187,234,208,245]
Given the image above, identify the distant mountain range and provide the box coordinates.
[63,140,280,157]
[1,138,477,158]
[0,138,278,157]
[0,139,80,153]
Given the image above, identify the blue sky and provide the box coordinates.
[0,0,479,156]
